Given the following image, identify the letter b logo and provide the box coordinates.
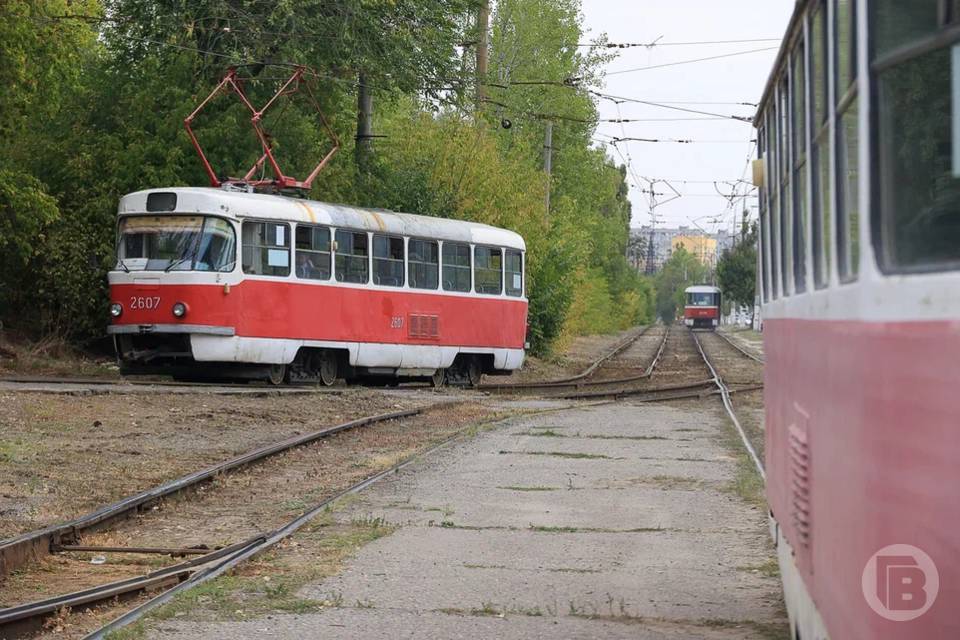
[863,545,939,621]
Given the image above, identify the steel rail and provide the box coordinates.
[714,329,765,363]
[481,324,665,393]
[0,537,263,637]
[82,411,518,640]
[556,377,716,401]
[691,329,765,480]
[0,408,420,580]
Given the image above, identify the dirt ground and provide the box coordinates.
[0,389,437,539]
[0,401,509,638]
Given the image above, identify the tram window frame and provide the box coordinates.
[242,220,291,278]
[334,229,369,284]
[441,241,472,292]
[408,238,439,290]
[792,37,809,294]
[505,249,523,297]
[294,224,331,281]
[372,234,405,287]
[870,4,960,273]
[474,246,503,295]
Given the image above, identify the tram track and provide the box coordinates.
[689,329,766,479]
[0,403,494,638]
[0,325,768,638]
[480,325,668,396]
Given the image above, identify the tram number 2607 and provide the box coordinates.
[130,296,162,310]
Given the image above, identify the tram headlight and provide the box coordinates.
[172,302,188,318]
[110,303,123,318]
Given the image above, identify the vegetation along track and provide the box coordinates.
[0,402,493,638]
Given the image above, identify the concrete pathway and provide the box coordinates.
[150,401,786,639]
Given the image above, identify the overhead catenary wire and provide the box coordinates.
[605,47,780,76]
[576,37,782,49]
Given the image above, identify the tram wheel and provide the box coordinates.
[430,368,446,388]
[318,351,338,386]
[466,358,482,388]
[268,364,287,386]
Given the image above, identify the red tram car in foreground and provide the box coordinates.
[107,187,527,386]
[756,1,959,638]
[682,285,721,330]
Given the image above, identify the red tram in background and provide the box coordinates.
[107,187,528,386]
[683,285,721,330]
[756,1,959,638]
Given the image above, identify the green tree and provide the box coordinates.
[717,216,758,321]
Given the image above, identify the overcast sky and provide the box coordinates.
[579,0,795,233]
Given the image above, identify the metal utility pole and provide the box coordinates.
[641,178,682,274]
[476,0,490,108]
[355,73,373,170]
[543,120,553,214]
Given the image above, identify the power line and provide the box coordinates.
[576,38,781,49]
[605,47,779,76]
[590,91,753,122]
[602,136,755,144]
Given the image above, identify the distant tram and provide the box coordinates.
[107,187,528,386]
[683,285,721,330]
[756,2,959,639]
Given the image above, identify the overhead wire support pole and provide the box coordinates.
[356,73,373,171]
[544,120,553,214]
[475,0,490,109]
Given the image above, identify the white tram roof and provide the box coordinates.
[684,285,721,294]
[118,187,526,251]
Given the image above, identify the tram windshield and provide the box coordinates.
[687,292,718,306]
[117,216,236,272]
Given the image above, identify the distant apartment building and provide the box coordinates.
[672,235,717,267]
[630,225,737,272]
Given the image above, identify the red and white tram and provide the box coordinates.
[683,285,721,330]
[756,1,959,638]
[107,187,527,386]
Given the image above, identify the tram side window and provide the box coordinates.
[409,239,439,289]
[779,80,793,297]
[242,221,290,277]
[373,235,405,287]
[872,0,941,56]
[335,230,369,284]
[442,242,471,292]
[295,225,331,280]
[505,249,523,297]
[792,43,808,294]
[875,39,960,270]
[759,126,771,303]
[835,0,860,281]
[811,0,832,288]
[768,103,781,300]
[474,246,502,295]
